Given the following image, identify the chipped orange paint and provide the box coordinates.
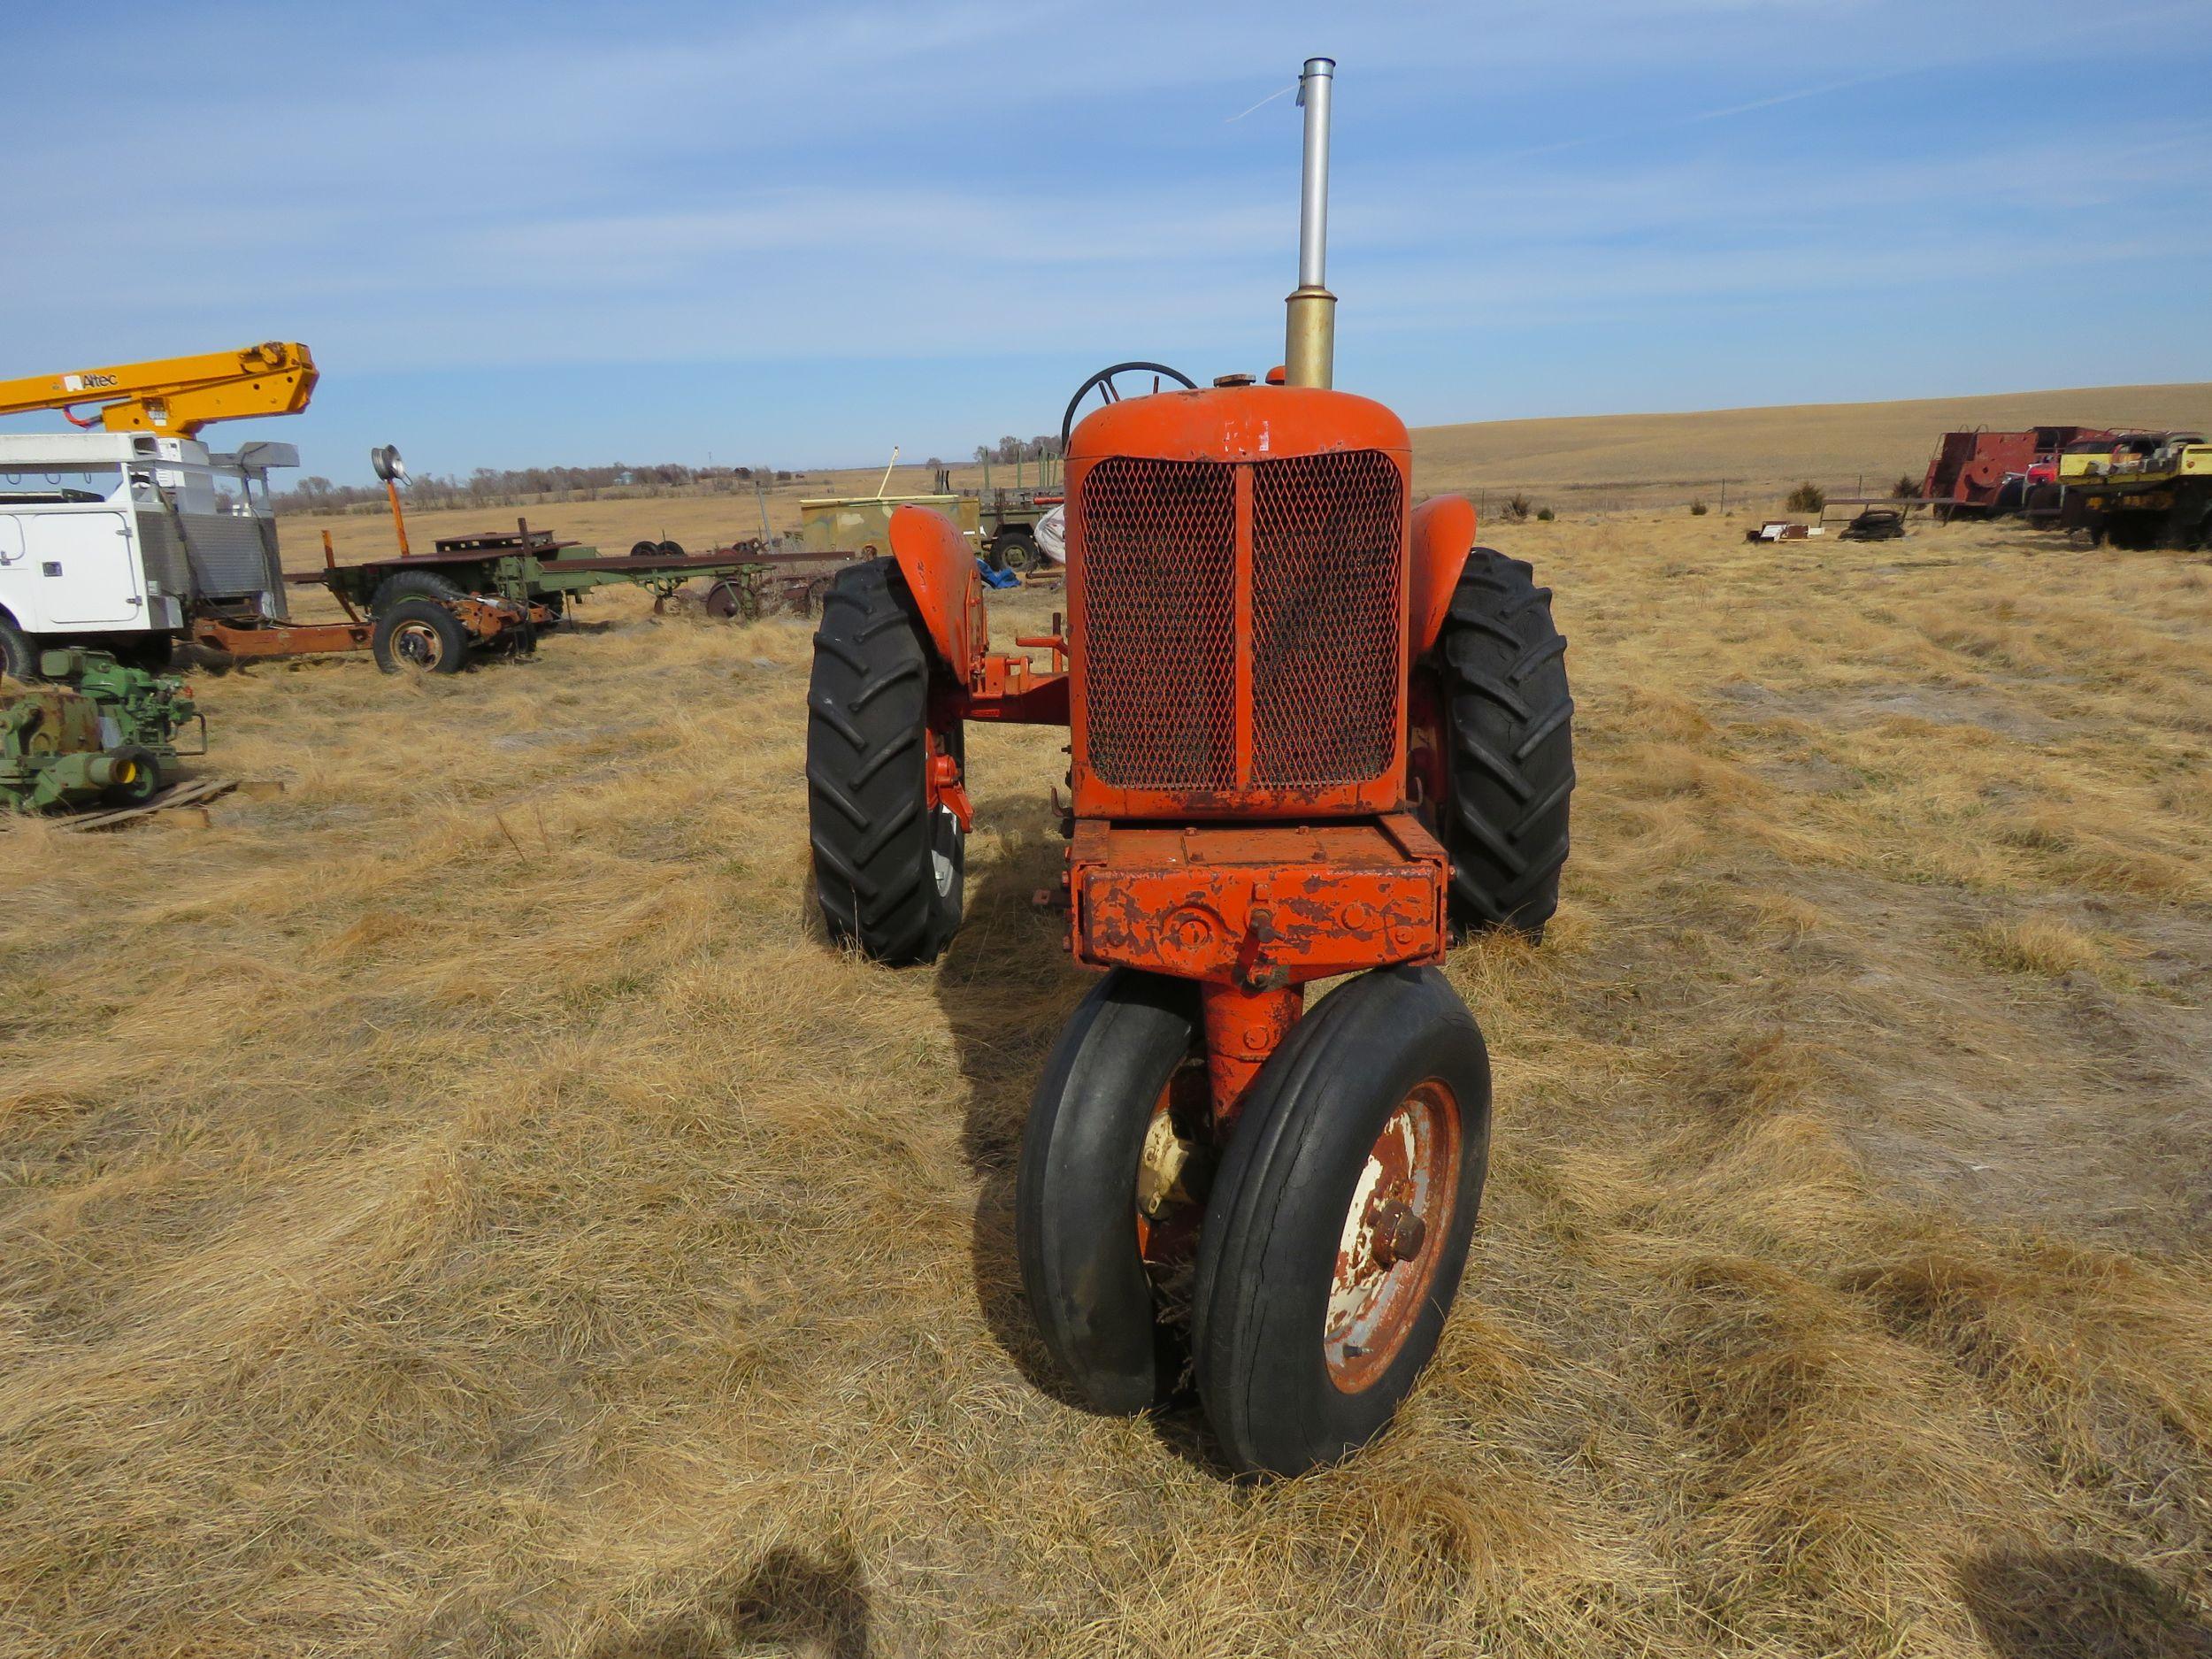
[1199,981,1306,1132]
[1066,816,1449,986]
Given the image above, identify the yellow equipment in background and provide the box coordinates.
[0,342,318,438]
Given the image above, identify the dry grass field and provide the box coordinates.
[4,500,2212,1655]
[1410,382,2212,512]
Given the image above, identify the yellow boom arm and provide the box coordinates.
[0,342,318,439]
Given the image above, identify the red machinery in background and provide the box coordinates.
[803,58,1574,1474]
[1920,425,2119,518]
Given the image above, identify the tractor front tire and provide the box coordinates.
[1017,969,1207,1413]
[1193,967,1493,1475]
[1425,549,1574,941]
[806,558,964,965]
[373,599,471,675]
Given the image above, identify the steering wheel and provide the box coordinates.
[1060,361,1198,449]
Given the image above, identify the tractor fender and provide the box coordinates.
[888,504,985,680]
[1409,495,1477,656]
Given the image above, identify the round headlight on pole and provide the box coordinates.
[371,444,408,483]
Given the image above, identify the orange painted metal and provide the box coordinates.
[888,504,986,681]
[1066,813,1448,987]
[1061,387,1414,822]
[1409,494,1477,655]
[956,654,1069,725]
[1066,384,1409,466]
[927,739,973,831]
[191,618,373,657]
[927,384,1455,1130]
[1199,980,1305,1130]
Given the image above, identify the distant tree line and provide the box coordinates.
[273,461,803,515]
[973,435,1064,465]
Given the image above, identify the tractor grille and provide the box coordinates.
[1250,450,1404,787]
[1079,457,1237,789]
[1079,449,1405,797]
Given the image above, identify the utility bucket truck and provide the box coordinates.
[0,345,314,676]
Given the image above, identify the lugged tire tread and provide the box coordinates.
[1427,548,1575,941]
[805,559,956,965]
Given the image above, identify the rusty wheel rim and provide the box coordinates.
[392,619,446,671]
[1325,1078,1461,1394]
[1134,1055,1212,1309]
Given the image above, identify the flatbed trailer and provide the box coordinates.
[198,520,773,673]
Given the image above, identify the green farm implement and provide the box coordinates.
[2,648,203,813]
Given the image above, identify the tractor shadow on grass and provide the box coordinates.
[592,1543,872,1658]
[936,806,1094,1410]
[1958,1546,2212,1659]
[934,805,1240,1477]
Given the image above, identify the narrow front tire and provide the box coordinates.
[1193,967,1492,1475]
[1016,970,1208,1412]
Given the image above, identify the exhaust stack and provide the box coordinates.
[1284,56,1336,389]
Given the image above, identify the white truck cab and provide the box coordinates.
[0,432,295,673]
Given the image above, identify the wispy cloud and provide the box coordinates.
[2,0,2207,473]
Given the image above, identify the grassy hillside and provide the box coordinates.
[4,511,2209,1654]
[283,382,2212,563]
[1409,381,2212,511]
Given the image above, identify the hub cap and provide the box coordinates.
[1325,1078,1461,1393]
[393,620,446,671]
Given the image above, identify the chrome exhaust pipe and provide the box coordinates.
[1285,56,1336,389]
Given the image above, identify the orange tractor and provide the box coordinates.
[805,58,1573,1473]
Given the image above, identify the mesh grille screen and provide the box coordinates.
[1079,457,1236,789]
[1250,451,1403,786]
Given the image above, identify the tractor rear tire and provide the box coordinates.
[0,614,34,680]
[1017,969,1207,1413]
[373,599,471,675]
[368,569,466,615]
[1192,967,1492,1475]
[1425,549,1574,941]
[806,558,964,965]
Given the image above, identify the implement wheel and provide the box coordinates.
[805,558,964,964]
[1417,548,1574,941]
[1193,967,1491,1475]
[1017,969,1210,1412]
[367,568,465,614]
[104,745,161,806]
[373,598,470,675]
[703,579,759,621]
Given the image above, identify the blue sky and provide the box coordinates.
[6,0,2209,484]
